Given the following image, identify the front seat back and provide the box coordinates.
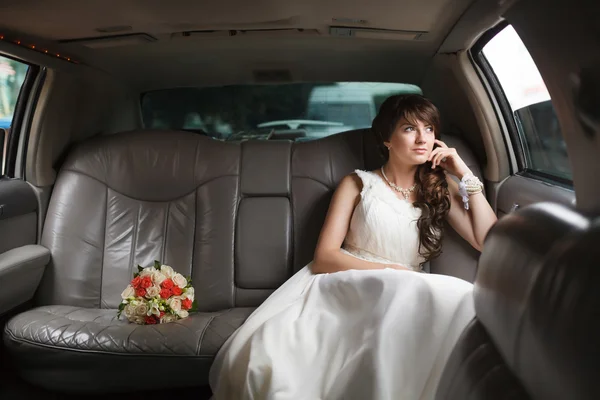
[436,202,600,399]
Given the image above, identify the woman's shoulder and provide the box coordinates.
[339,169,379,195]
[337,172,362,193]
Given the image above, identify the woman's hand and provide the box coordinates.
[428,139,471,179]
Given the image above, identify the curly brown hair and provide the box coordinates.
[371,94,450,264]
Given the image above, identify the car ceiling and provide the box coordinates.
[0,0,503,90]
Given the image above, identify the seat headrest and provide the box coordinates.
[61,130,240,202]
[475,202,600,399]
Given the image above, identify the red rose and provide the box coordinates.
[160,288,171,299]
[140,276,153,289]
[131,276,142,288]
[145,316,157,325]
[135,288,146,297]
[171,286,182,296]
[161,279,174,290]
[159,311,165,318]
[182,298,192,310]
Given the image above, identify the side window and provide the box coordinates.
[475,24,571,182]
[0,55,29,176]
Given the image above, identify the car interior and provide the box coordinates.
[0,0,598,399]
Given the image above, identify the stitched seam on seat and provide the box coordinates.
[99,185,108,308]
[62,169,239,202]
[290,176,332,191]
[287,147,295,276]
[328,148,333,186]
[4,329,213,357]
[232,148,242,307]
[191,188,198,300]
[161,201,170,262]
[197,315,216,355]
[129,202,141,277]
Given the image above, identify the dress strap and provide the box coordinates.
[354,169,376,196]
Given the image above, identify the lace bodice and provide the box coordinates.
[342,170,426,271]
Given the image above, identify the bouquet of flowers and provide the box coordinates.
[117,261,197,325]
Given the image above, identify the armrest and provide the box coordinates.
[0,245,51,315]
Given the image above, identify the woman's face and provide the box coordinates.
[384,117,436,166]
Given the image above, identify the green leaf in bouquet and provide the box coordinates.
[137,265,144,273]
[190,300,199,312]
[154,260,161,269]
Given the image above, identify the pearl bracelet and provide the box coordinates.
[458,173,483,210]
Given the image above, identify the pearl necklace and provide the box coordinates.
[380,167,417,200]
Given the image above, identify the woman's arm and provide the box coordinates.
[445,175,497,252]
[429,139,498,252]
[311,173,410,274]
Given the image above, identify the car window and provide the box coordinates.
[141,82,422,141]
[0,55,29,175]
[479,24,571,181]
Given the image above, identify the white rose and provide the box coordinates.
[132,316,145,325]
[177,310,189,319]
[168,297,182,313]
[124,304,136,318]
[152,270,167,285]
[139,267,154,276]
[160,314,177,324]
[135,303,149,316]
[160,265,175,278]
[149,302,161,316]
[172,273,188,289]
[121,285,135,300]
[183,287,195,300]
[145,285,160,299]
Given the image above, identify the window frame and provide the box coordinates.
[0,54,41,178]
[470,22,573,188]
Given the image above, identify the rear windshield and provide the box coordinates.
[141,82,422,141]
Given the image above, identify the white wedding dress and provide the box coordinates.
[209,170,475,400]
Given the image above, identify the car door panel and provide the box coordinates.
[0,178,47,316]
[0,179,37,250]
[0,245,50,315]
[496,175,575,218]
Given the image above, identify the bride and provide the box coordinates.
[209,94,498,399]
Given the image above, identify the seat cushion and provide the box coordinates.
[3,305,254,393]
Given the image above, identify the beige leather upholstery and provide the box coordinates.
[5,305,253,392]
[3,128,483,393]
[0,245,50,316]
[436,202,599,400]
[292,129,379,270]
[4,130,252,392]
[0,179,38,255]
